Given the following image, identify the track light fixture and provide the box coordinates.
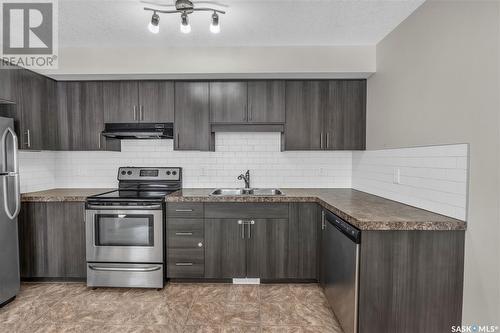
[148,12,160,34]
[143,0,226,34]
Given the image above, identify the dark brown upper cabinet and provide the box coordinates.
[16,69,45,150]
[209,81,247,123]
[0,61,17,103]
[325,80,366,150]
[284,81,325,150]
[174,82,210,151]
[247,80,285,123]
[57,81,119,151]
[103,81,174,123]
[284,80,366,151]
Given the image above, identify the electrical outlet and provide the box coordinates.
[393,168,401,184]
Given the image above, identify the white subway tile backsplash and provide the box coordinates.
[352,144,469,220]
[17,134,468,221]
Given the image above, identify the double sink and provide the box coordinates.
[210,188,284,196]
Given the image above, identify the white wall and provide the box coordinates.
[19,133,352,190]
[40,46,375,80]
[366,0,500,324]
[352,144,468,220]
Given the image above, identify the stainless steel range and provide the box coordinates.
[85,167,181,288]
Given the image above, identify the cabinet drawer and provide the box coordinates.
[166,203,204,218]
[167,218,203,231]
[167,248,204,278]
[167,231,204,249]
[205,203,289,219]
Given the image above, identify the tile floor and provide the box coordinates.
[0,282,343,333]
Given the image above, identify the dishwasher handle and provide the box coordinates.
[324,210,361,244]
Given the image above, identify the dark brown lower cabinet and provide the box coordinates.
[357,230,465,333]
[204,218,247,279]
[18,202,86,280]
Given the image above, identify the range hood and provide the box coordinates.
[102,123,173,140]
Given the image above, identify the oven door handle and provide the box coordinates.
[86,204,162,210]
[88,265,162,272]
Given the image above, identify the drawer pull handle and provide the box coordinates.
[175,262,193,266]
[175,232,193,236]
[175,209,194,212]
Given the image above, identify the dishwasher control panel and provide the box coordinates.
[324,210,361,243]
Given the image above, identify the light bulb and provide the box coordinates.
[180,13,191,34]
[210,12,220,34]
[148,12,160,34]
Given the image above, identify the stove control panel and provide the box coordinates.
[118,167,181,181]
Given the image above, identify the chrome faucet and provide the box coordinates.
[237,170,251,189]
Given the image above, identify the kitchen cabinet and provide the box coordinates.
[166,203,205,278]
[103,81,139,123]
[325,80,366,150]
[18,202,86,280]
[57,81,120,151]
[288,203,320,279]
[247,80,285,123]
[204,218,247,278]
[284,80,366,150]
[16,69,45,150]
[103,81,174,123]
[209,81,247,123]
[284,81,325,150]
[0,61,16,103]
[174,82,210,151]
[204,203,290,280]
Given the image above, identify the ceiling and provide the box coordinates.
[58,0,425,48]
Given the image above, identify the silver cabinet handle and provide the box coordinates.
[198,242,203,248]
[237,220,244,239]
[320,132,323,149]
[321,210,326,230]
[175,209,193,212]
[176,133,180,149]
[98,133,101,149]
[175,232,193,236]
[140,105,144,121]
[133,105,137,121]
[25,129,31,148]
[326,133,329,149]
[248,220,255,239]
[88,265,161,272]
[175,262,193,266]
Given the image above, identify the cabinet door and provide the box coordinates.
[246,218,289,279]
[288,203,320,280]
[58,81,106,150]
[18,202,86,279]
[42,78,59,150]
[204,218,246,278]
[209,81,247,123]
[103,81,139,123]
[16,69,44,150]
[248,80,285,123]
[138,81,174,122]
[0,61,16,103]
[174,82,210,151]
[325,80,366,150]
[284,81,326,150]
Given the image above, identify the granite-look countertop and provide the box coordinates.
[21,188,114,202]
[166,188,467,231]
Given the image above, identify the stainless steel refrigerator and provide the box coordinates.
[0,116,20,306]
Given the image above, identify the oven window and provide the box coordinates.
[95,214,154,246]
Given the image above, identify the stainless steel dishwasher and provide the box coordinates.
[320,209,361,333]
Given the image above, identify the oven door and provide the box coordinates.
[85,208,163,263]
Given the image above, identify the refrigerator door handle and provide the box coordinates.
[1,127,20,219]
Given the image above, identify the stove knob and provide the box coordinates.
[127,171,132,175]
[166,171,171,175]
[172,171,177,176]
[121,171,126,175]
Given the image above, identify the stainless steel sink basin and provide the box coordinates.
[210,188,284,196]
